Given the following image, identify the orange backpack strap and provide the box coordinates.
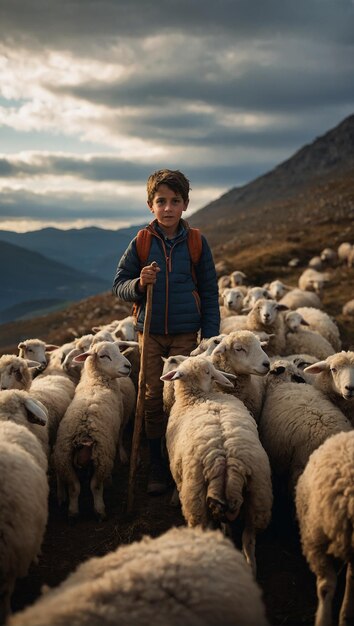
[187,227,202,265]
[135,228,152,266]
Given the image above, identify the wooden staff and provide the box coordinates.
[127,262,157,513]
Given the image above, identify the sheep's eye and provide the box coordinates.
[330,367,337,373]
[234,346,245,352]
[99,354,112,361]
[27,348,33,353]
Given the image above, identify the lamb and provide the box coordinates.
[53,340,132,520]
[219,287,244,318]
[337,241,352,264]
[18,338,58,371]
[296,431,354,626]
[296,306,342,351]
[279,288,323,310]
[112,315,137,341]
[342,299,354,316]
[283,313,336,360]
[210,330,270,422]
[265,280,293,301]
[0,420,48,623]
[0,354,76,448]
[230,270,247,287]
[0,388,49,457]
[298,268,329,295]
[162,356,273,575]
[259,360,352,495]
[243,286,271,308]
[7,526,269,626]
[304,351,354,423]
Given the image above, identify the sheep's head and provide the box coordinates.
[190,334,227,356]
[304,351,354,399]
[267,360,307,385]
[0,389,48,426]
[161,354,188,375]
[222,288,244,312]
[212,330,270,376]
[230,270,247,287]
[284,311,309,333]
[268,280,293,300]
[243,287,271,309]
[249,298,288,326]
[160,355,235,394]
[73,340,136,378]
[0,355,39,391]
[18,339,58,370]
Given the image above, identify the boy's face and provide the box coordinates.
[148,184,188,236]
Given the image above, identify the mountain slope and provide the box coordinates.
[0,241,111,318]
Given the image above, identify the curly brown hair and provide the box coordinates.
[147,169,191,206]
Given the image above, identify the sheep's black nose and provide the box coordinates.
[263,361,270,370]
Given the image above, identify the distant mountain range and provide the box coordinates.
[0,241,111,322]
[0,224,143,282]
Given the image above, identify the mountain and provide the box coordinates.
[189,114,354,250]
[0,241,111,321]
[0,224,143,281]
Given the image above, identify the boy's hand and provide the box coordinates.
[138,262,160,290]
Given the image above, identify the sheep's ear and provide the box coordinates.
[190,345,203,356]
[304,361,329,374]
[212,342,226,356]
[114,329,124,339]
[292,374,306,384]
[300,319,310,326]
[24,397,48,426]
[241,306,251,314]
[73,351,92,363]
[25,359,42,368]
[160,369,179,381]
[276,304,289,311]
[260,334,275,346]
[18,342,26,349]
[63,348,81,366]
[263,282,270,289]
[161,356,167,362]
[45,344,59,352]
[212,369,235,387]
[115,340,139,351]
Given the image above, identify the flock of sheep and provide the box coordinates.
[0,240,353,626]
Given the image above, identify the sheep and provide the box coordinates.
[259,360,352,495]
[342,299,354,316]
[243,286,271,308]
[18,338,58,371]
[0,354,76,448]
[230,270,247,287]
[40,340,78,377]
[265,280,293,301]
[304,352,354,423]
[112,315,137,341]
[0,420,48,623]
[220,313,248,334]
[279,288,323,310]
[161,354,189,415]
[296,306,342,351]
[308,256,323,271]
[283,314,336,361]
[298,268,329,295]
[320,247,338,266]
[218,274,231,292]
[209,330,270,422]
[53,340,132,520]
[220,287,244,318]
[296,431,354,626]
[337,241,352,264]
[190,334,227,356]
[7,526,269,626]
[163,356,273,576]
[0,389,49,457]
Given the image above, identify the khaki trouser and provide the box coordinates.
[138,332,198,439]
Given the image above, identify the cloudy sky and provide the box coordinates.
[0,0,353,232]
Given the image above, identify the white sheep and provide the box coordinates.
[342,299,354,316]
[210,330,270,422]
[0,420,48,623]
[308,256,323,271]
[220,287,245,318]
[54,340,132,520]
[7,526,269,626]
[190,334,227,356]
[18,338,58,371]
[304,351,354,423]
[320,247,337,266]
[243,286,271,308]
[337,241,352,264]
[163,356,273,575]
[298,268,329,295]
[283,313,336,361]
[259,360,352,495]
[296,431,354,626]
[112,315,137,341]
[296,306,342,351]
[0,388,49,457]
[279,288,323,310]
[230,270,247,287]
[265,280,293,301]
[0,354,76,449]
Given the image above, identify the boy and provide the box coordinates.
[112,169,220,495]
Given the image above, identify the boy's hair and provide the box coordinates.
[147,169,191,205]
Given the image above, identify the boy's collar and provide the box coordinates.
[149,218,188,241]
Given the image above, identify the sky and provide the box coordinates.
[0,0,353,233]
